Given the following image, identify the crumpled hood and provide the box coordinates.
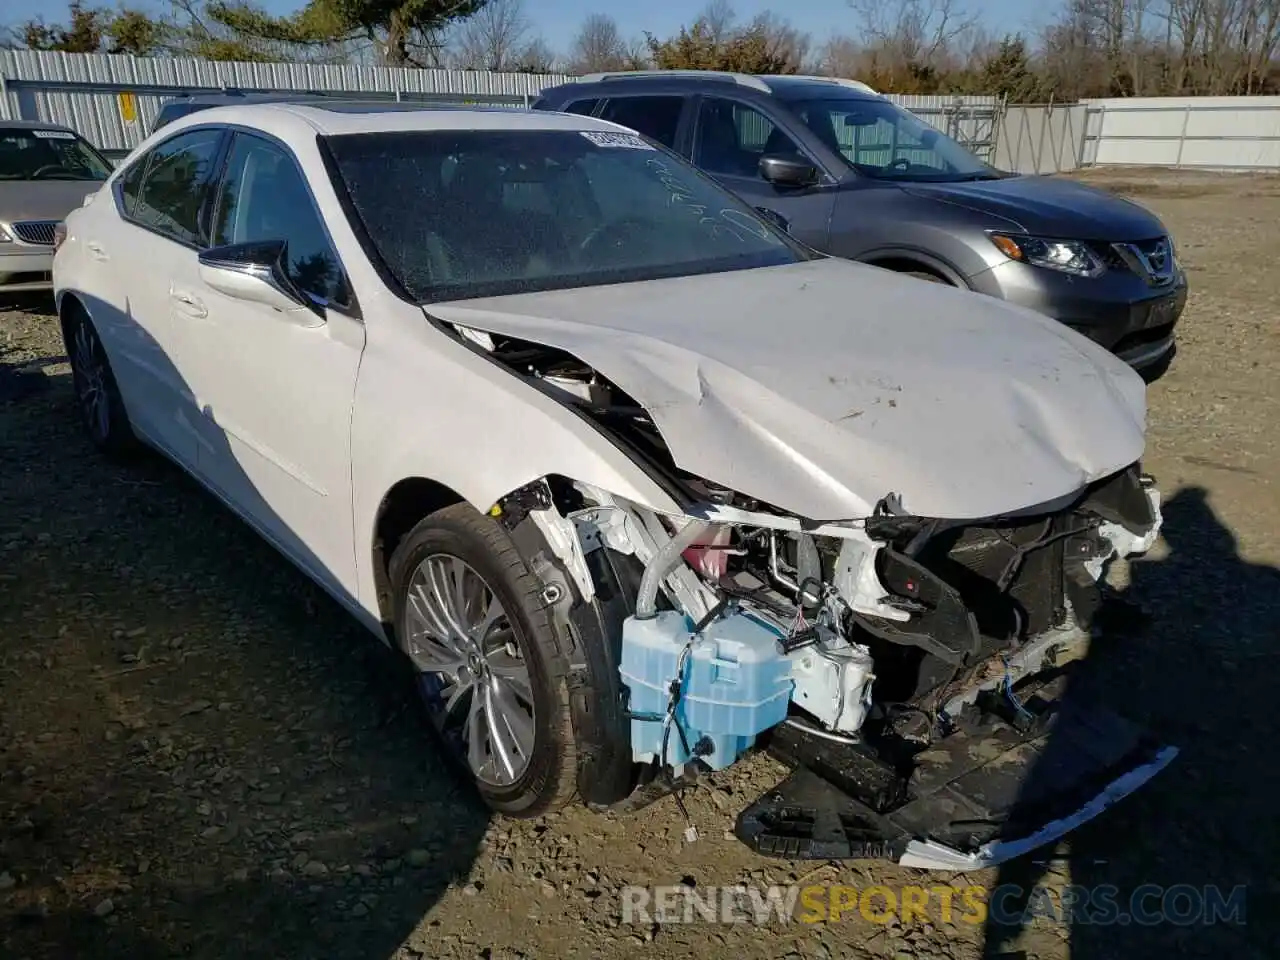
[904,175,1165,240]
[0,181,104,224]
[428,258,1148,522]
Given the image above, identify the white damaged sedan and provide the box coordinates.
[53,101,1175,870]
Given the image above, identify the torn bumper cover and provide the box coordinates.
[736,677,1177,870]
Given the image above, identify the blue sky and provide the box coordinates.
[6,0,1048,56]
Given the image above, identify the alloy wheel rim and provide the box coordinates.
[71,323,110,442]
[403,554,536,786]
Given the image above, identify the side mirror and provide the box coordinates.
[198,239,319,321]
[754,206,790,234]
[759,154,818,188]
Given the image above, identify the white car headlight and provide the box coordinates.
[0,225,12,244]
[988,233,1105,278]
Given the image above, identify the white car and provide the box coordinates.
[53,101,1175,871]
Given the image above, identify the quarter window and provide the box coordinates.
[211,133,349,307]
[598,96,684,149]
[561,99,599,116]
[696,98,806,180]
[130,128,222,245]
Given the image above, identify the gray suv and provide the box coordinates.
[534,72,1187,375]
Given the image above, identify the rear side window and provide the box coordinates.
[117,157,149,217]
[128,128,223,245]
[598,96,684,148]
[561,99,599,116]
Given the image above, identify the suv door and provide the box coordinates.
[690,96,836,250]
[596,95,693,153]
[174,130,363,598]
[94,125,226,467]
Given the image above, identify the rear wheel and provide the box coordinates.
[388,504,578,816]
[64,305,138,459]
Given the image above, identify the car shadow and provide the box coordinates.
[982,486,1275,958]
[1,297,490,958]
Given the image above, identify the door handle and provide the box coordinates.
[86,241,109,261]
[170,288,208,318]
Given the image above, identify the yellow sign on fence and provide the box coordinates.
[118,91,138,124]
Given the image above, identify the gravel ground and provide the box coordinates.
[2,169,1278,960]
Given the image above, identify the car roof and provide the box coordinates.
[546,71,880,101]
[159,100,635,139]
[0,119,79,133]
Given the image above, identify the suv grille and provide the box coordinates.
[1093,235,1175,286]
[11,221,58,246]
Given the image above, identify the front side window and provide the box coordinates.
[695,98,807,180]
[0,128,112,182]
[325,129,804,302]
[598,97,684,148]
[790,97,998,182]
[211,133,349,306]
[129,128,223,245]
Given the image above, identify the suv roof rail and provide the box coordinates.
[576,69,771,92]
[758,74,879,94]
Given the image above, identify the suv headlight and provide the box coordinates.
[988,233,1105,278]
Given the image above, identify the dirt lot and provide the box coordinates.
[2,168,1278,960]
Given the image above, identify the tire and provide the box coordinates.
[388,503,578,817]
[903,269,949,284]
[64,305,139,460]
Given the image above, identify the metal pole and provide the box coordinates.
[1175,103,1191,167]
[1034,93,1053,175]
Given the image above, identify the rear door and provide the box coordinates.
[596,94,694,154]
[690,95,837,250]
[85,125,227,468]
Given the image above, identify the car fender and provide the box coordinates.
[348,303,686,619]
[855,245,973,288]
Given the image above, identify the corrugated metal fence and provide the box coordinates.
[0,50,1002,159]
[0,50,570,153]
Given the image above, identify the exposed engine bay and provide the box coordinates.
[460,324,1177,870]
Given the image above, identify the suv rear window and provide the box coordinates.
[598,97,684,149]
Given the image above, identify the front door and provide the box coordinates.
[691,96,837,251]
[172,130,365,600]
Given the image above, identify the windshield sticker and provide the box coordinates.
[33,130,76,140]
[579,131,655,150]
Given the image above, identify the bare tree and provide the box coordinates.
[699,0,738,45]
[849,0,978,69]
[565,13,628,72]
[451,0,534,70]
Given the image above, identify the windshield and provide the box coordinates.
[790,98,999,182]
[0,128,112,181]
[324,129,804,302]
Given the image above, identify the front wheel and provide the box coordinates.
[388,504,579,817]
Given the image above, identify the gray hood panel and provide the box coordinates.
[0,181,102,224]
[429,258,1148,521]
